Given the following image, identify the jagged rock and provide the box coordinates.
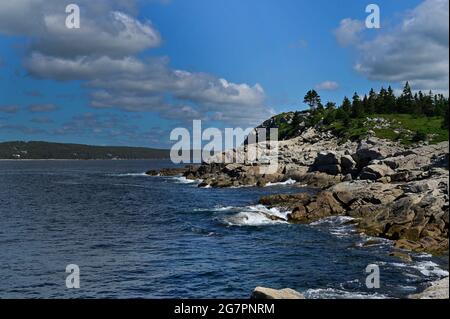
[409,277,449,299]
[389,251,413,262]
[343,173,353,181]
[354,138,402,167]
[341,155,356,173]
[316,164,341,175]
[251,287,305,299]
[287,191,345,223]
[359,164,394,181]
[314,151,340,166]
[297,172,342,188]
[146,167,189,176]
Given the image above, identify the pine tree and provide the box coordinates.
[375,87,386,113]
[325,102,336,110]
[443,105,449,129]
[399,81,413,113]
[303,90,321,110]
[366,89,377,114]
[341,96,352,115]
[386,86,396,113]
[351,92,364,118]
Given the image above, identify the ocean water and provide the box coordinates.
[0,160,447,299]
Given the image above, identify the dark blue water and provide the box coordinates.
[0,160,448,299]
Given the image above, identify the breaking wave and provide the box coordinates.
[220,205,290,226]
[264,179,297,187]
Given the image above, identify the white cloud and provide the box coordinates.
[1,0,270,127]
[315,81,339,91]
[334,18,365,47]
[337,0,449,94]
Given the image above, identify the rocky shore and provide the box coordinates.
[149,127,448,255]
[148,120,448,298]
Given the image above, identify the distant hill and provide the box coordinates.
[0,141,170,160]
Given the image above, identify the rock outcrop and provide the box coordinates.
[409,277,449,299]
[251,287,305,299]
[148,121,449,254]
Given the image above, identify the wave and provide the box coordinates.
[264,179,297,187]
[110,172,148,177]
[304,287,389,299]
[390,260,449,278]
[171,176,202,184]
[310,216,357,238]
[221,205,290,226]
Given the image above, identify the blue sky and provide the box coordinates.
[0,0,447,147]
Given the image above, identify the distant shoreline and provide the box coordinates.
[0,140,170,161]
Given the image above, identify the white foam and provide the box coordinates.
[390,260,449,278]
[412,261,449,277]
[171,176,200,184]
[222,205,290,226]
[111,172,148,177]
[264,179,297,187]
[310,216,357,238]
[304,288,389,299]
[310,216,355,226]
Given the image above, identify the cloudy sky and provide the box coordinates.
[0,0,448,147]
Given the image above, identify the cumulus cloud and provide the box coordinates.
[315,81,339,91]
[336,0,449,93]
[334,18,365,47]
[0,0,270,128]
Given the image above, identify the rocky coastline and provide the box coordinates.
[147,122,449,299]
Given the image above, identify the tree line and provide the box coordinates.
[302,82,449,129]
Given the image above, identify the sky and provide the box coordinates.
[0,0,448,148]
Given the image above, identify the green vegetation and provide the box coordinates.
[294,83,449,144]
[0,141,170,160]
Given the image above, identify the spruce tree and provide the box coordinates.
[303,90,321,110]
[351,92,364,118]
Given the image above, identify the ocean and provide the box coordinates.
[0,160,447,298]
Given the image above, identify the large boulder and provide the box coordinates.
[251,287,305,299]
[314,151,340,166]
[340,155,357,173]
[353,137,401,167]
[409,277,449,299]
[359,164,394,181]
[287,191,345,223]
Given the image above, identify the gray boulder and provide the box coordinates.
[359,164,394,181]
[251,287,305,299]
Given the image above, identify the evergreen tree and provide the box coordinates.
[375,87,387,113]
[443,105,449,129]
[341,96,352,115]
[325,102,336,110]
[366,89,377,114]
[386,86,397,113]
[398,81,413,113]
[351,92,364,118]
[303,90,321,110]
